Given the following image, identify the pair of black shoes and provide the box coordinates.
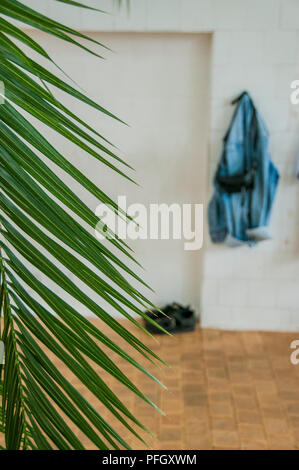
[144,303,196,335]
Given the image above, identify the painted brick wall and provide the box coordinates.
[22,0,299,330]
[202,1,299,331]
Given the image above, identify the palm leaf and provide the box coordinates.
[0,0,165,450]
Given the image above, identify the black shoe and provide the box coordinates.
[144,302,196,335]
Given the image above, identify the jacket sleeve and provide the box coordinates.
[264,160,280,226]
[250,113,280,230]
[208,192,228,243]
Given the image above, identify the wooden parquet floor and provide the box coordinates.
[2,320,299,450]
[53,321,299,450]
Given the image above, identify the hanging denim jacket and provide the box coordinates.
[208,92,279,247]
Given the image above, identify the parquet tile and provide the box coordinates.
[2,321,299,450]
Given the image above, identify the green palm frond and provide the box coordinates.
[0,0,164,450]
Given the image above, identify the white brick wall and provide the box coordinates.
[21,0,299,331]
[204,1,299,331]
